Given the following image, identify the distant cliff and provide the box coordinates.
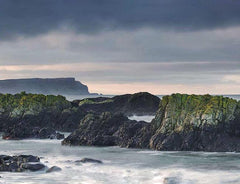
[0,78,90,95]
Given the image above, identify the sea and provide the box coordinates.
[65,94,240,101]
[1,136,240,184]
[0,94,240,184]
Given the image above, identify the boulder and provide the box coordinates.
[38,127,56,139]
[163,177,180,184]
[20,163,45,171]
[0,155,45,172]
[46,166,62,173]
[75,158,102,164]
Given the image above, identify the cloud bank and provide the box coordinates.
[1,0,240,39]
[0,0,239,94]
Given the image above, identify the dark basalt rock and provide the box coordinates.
[0,92,158,140]
[62,112,150,147]
[38,127,55,138]
[76,92,160,116]
[46,166,62,173]
[2,125,65,140]
[0,155,45,172]
[149,94,240,151]
[62,112,125,146]
[63,94,240,152]
[21,163,45,171]
[0,92,86,138]
[75,158,102,164]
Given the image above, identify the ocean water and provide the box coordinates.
[128,115,155,123]
[1,136,240,184]
[65,94,240,101]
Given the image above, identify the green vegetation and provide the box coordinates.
[0,92,71,118]
[153,93,239,134]
[78,98,113,106]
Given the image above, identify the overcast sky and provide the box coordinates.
[0,0,239,94]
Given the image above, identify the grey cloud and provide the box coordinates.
[1,0,240,40]
[0,28,240,65]
[0,62,239,85]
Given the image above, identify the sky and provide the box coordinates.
[0,0,240,95]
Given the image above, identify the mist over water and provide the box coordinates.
[65,94,240,101]
[128,115,155,123]
[0,137,240,184]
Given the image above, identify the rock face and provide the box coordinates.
[0,78,90,95]
[150,94,240,151]
[0,92,159,140]
[75,92,160,116]
[0,155,45,172]
[63,94,240,152]
[0,92,86,139]
[2,126,64,140]
[62,112,151,148]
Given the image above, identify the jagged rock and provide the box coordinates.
[76,92,160,116]
[0,92,79,136]
[63,94,240,152]
[0,155,45,172]
[39,127,56,139]
[75,158,102,164]
[62,112,150,147]
[46,166,62,173]
[21,163,45,171]
[2,125,64,140]
[150,94,240,151]
[62,112,125,146]
[0,92,158,139]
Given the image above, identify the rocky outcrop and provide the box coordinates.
[150,94,240,151]
[0,78,90,95]
[74,92,160,116]
[2,126,64,140]
[63,94,240,152]
[0,92,87,139]
[62,112,151,148]
[0,155,45,172]
[0,92,159,140]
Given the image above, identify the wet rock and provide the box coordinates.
[62,112,150,147]
[150,94,240,151]
[0,155,45,172]
[3,126,64,140]
[17,155,40,162]
[46,166,62,173]
[56,132,65,140]
[77,92,160,116]
[21,163,45,171]
[163,177,180,184]
[75,158,102,164]
[39,128,56,139]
